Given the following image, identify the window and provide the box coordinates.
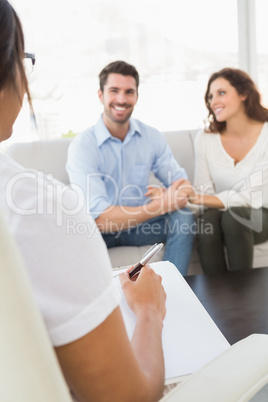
[256,0,268,107]
[9,0,239,143]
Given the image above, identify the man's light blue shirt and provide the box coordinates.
[66,116,187,219]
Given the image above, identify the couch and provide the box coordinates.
[6,129,268,275]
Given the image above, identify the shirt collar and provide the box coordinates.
[128,118,142,138]
[94,115,142,147]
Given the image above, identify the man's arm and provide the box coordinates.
[55,266,166,402]
[96,179,189,232]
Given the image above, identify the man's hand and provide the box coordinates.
[174,179,195,198]
[145,185,166,200]
[146,179,195,214]
[96,179,195,233]
[161,178,192,213]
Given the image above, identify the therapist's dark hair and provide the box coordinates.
[99,60,139,92]
[204,67,268,133]
[0,0,32,107]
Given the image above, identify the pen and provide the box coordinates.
[128,243,164,278]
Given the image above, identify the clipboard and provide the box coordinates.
[113,261,230,382]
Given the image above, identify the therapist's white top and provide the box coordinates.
[194,122,268,209]
[0,152,120,346]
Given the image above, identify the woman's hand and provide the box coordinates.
[188,192,203,204]
[189,193,224,209]
[173,179,195,198]
[119,265,166,321]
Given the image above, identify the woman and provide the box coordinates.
[0,1,166,401]
[190,68,268,273]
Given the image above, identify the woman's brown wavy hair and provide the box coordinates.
[204,67,268,133]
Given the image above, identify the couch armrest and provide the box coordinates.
[0,210,72,401]
[161,334,268,402]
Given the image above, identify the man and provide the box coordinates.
[67,60,194,275]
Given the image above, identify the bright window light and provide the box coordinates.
[9,0,239,143]
[256,0,268,108]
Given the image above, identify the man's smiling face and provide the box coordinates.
[98,73,138,125]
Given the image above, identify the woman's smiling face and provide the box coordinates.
[208,77,247,122]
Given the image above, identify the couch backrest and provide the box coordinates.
[163,129,199,183]
[7,139,72,185]
[6,129,200,185]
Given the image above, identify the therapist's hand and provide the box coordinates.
[120,265,166,321]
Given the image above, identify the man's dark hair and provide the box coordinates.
[99,60,139,92]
